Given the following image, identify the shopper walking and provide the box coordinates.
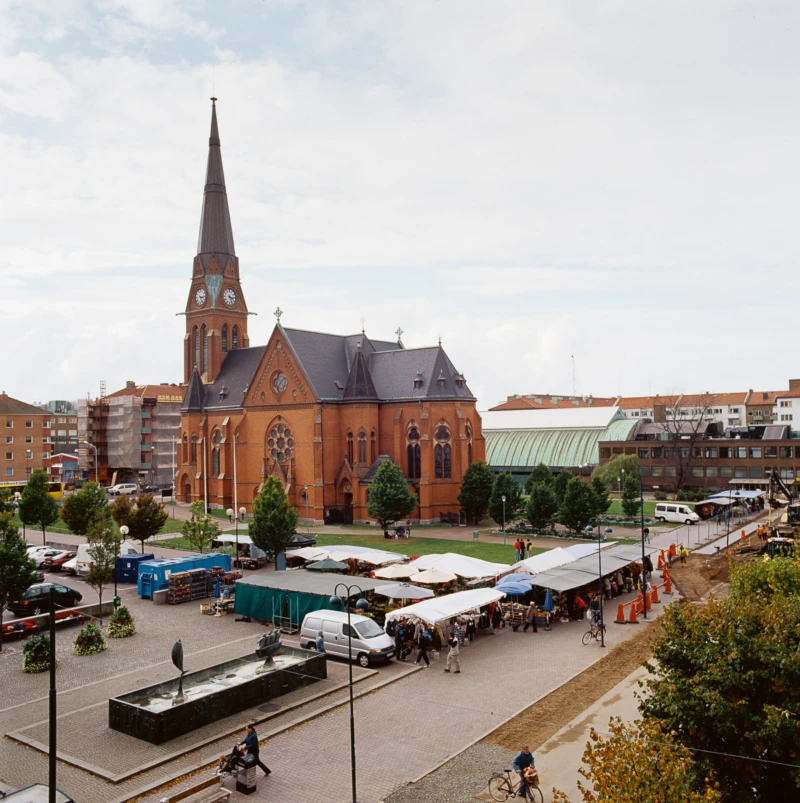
[491,604,503,633]
[240,724,270,776]
[443,634,461,673]
[315,631,325,654]
[522,602,538,633]
[415,627,432,667]
[514,539,522,562]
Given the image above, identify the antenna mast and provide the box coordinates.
[571,355,576,396]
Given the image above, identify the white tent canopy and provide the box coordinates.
[407,552,511,579]
[385,588,506,625]
[562,542,618,560]
[284,545,406,566]
[513,547,574,574]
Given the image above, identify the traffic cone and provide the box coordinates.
[669,543,677,558]
[645,590,652,611]
[628,601,639,623]
[651,583,660,603]
[664,570,672,594]
[657,551,665,570]
[636,592,644,613]
[741,529,746,542]
[615,603,627,624]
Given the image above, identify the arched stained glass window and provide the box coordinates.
[202,325,208,373]
[193,327,200,369]
[222,324,228,353]
[232,325,239,350]
[357,429,366,464]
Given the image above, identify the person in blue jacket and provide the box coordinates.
[315,631,325,653]
[512,744,535,797]
[240,724,271,776]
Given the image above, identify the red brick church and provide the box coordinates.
[177,100,484,524]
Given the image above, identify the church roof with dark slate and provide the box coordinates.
[342,345,379,400]
[182,368,206,412]
[196,99,237,270]
[181,347,265,412]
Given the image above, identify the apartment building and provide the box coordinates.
[78,382,183,487]
[40,400,79,456]
[1,392,52,482]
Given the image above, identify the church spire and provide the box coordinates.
[196,97,236,260]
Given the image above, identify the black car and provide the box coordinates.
[8,583,83,617]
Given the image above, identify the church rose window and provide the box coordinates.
[267,423,294,462]
[273,373,288,393]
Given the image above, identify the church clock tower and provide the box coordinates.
[184,98,249,384]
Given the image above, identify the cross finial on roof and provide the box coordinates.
[395,327,403,341]
[274,306,283,321]
[210,96,217,106]
[360,313,366,334]
[438,335,442,346]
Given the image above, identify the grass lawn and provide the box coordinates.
[605,499,658,517]
[157,531,536,564]
[13,514,72,536]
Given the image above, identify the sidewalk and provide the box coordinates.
[535,665,649,801]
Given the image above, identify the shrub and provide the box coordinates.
[73,621,107,656]
[23,633,54,674]
[107,605,136,639]
[653,490,668,500]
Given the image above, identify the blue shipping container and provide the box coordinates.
[137,553,232,599]
[115,553,155,584]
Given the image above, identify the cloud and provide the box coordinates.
[1,0,799,406]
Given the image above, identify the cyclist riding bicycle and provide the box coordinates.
[512,744,535,797]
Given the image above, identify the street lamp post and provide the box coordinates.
[329,583,369,803]
[586,518,606,647]
[117,525,129,598]
[14,492,24,538]
[501,494,507,546]
[304,484,309,534]
[226,508,239,569]
[640,479,647,619]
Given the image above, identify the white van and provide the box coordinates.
[300,610,394,667]
[107,483,138,496]
[66,539,140,575]
[654,503,700,525]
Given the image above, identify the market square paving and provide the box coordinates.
[0,560,673,803]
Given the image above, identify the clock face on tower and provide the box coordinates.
[223,288,236,307]
[194,287,207,307]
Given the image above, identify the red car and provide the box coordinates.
[42,551,77,572]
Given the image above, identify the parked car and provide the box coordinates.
[300,610,394,667]
[42,551,77,572]
[7,583,83,617]
[26,547,63,568]
[107,483,138,496]
[141,484,162,494]
[654,502,700,525]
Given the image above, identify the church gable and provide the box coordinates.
[245,329,314,406]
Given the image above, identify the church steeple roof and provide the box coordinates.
[182,367,206,412]
[342,342,379,400]
[196,98,236,261]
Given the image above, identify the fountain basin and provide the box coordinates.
[109,645,325,744]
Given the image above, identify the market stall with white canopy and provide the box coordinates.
[406,553,511,579]
[384,588,506,626]
[284,545,406,566]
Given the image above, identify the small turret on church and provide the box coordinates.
[184,98,250,384]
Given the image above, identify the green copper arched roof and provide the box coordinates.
[485,417,636,470]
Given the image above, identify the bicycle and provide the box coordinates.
[487,768,543,801]
[582,618,606,645]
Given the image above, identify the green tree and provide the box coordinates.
[250,476,301,558]
[559,476,598,534]
[85,511,118,610]
[551,717,722,803]
[0,513,40,652]
[640,558,800,802]
[621,473,641,517]
[592,453,639,489]
[180,501,222,554]
[591,475,612,516]
[17,469,59,545]
[114,493,168,553]
[457,460,494,525]
[60,481,109,535]
[524,462,554,494]
[0,488,14,514]
[525,483,559,532]
[488,472,521,526]
[553,469,573,503]
[366,460,417,533]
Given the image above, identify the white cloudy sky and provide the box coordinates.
[2,0,799,409]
